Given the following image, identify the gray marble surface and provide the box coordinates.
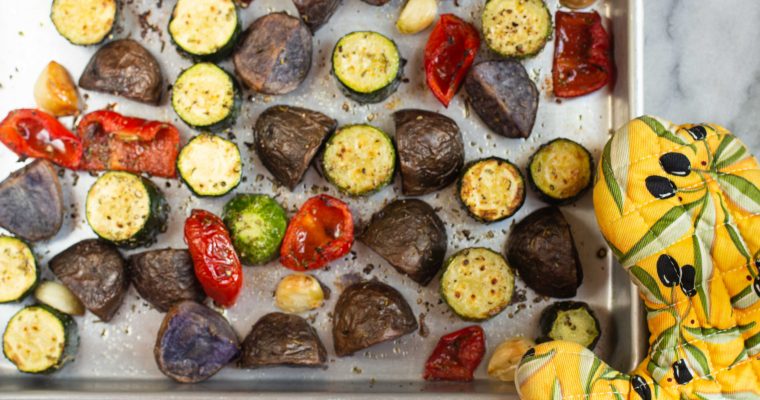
[645,0,760,152]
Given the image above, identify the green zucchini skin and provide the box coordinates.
[537,301,601,350]
[222,194,288,265]
[457,157,526,223]
[177,134,242,197]
[50,0,117,46]
[168,0,241,61]
[171,64,242,132]
[0,236,38,304]
[527,138,594,206]
[2,304,79,374]
[481,0,552,59]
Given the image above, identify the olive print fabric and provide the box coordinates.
[516,116,760,399]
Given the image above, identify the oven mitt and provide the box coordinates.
[516,116,760,399]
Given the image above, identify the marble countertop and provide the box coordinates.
[645,0,760,151]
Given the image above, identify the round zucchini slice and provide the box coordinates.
[0,236,37,303]
[482,0,552,58]
[322,125,396,196]
[528,138,594,205]
[3,305,78,374]
[51,0,116,46]
[458,157,526,223]
[441,247,515,321]
[537,301,601,350]
[332,31,402,104]
[168,0,241,60]
[178,134,242,197]
[222,194,288,265]
[86,172,169,249]
[172,63,241,131]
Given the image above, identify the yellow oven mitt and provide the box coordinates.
[516,116,760,399]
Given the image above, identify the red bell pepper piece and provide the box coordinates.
[0,109,82,169]
[280,194,354,271]
[424,14,480,107]
[424,325,486,381]
[553,10,615,98]
[184,209,243,308]
[77,110,181,178]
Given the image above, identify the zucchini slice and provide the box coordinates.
[332,31,402,104]
[168,0,241,60]
[34,281,86,316]
[172,63,241,131]
[458,157,526,223]
[322,125,396,196]
[528,138,593,205]
[441,248,515,321]
[222,194,288,265]
[85,172,169,249]
[482,0,552,58]
[538,301,601,349]
[178,134,242,197]
[0,236,37,303]
[3,305,78,374]
[50,0,116,46]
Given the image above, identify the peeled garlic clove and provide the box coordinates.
[275,274,325,313]
[396,0,438,35]
[34,61,79,117]
[487,337,535,382]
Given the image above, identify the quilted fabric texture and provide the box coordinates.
[515,116,760,399]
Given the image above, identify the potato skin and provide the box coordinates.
[333,281,417,356]
[0,160,63,242]
[293,0,341,32]
[49,239,128,321]
[361,199,447,285]
[394,109,464,196]
[79,39,163,104]
[505,207,583,298]
[233,13,312,95]
[128,249,205,312]
[362,0,391,5]
[240,312,326,368]
[254,105,336,190]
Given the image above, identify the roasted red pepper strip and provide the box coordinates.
[0,109,82,168]
[553,10,614,98]
[77,110,180,178]
[424,325,486,381]
[184,209,243,308]
[280,194,354,271]
[424,14,480,107]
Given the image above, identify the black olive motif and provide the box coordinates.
[686,125,707,140]
[645,176,677,199]
[672,359,693,384]
[656,254,681,287]
[680,265,697,297]
[659,153,691,177]
[631,375,652,400]
[521,347,536,362]
[754,276,760,297]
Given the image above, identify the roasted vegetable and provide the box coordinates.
[424,325,485,381]
[127,249,206,312]
[177,134,242,197]
[361,199,446,285]
[254,105,336,190]
[168,0,241,60]
[441,248,514,321]
[172,63,241,131]
[332,32,402,104]
[322,125,396,196]
[50,0,116,45]
[222,194,288,265]
[33,281,85,316]
[0,160,64,241]
[486,337,534,382]
[397,0,438,34]
[482,0,552,58]
[293,0,341,32]
[233,12,312,95]
[154,301,240,383]
[458,158,526,223]
[424,14,480,107]
[333,281,417,356]
[274,274,325,313]
[86,171,169,249]
[528,138,593,205]
[537,301,600,349]
[0,236,37,303]
[79,39,163,104]
[3,305,78,374]
[34,61,79,116]
[240,312,327,368]
[553,11,614,98]
[280,195,354,271]
[394,109,464,195]
[0,110,82,169]
[464,60,539,138]
[362,0,391,5]
[49,239,128,322]
[505,207,583,298]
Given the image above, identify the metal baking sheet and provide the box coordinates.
[0,0,643,398]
